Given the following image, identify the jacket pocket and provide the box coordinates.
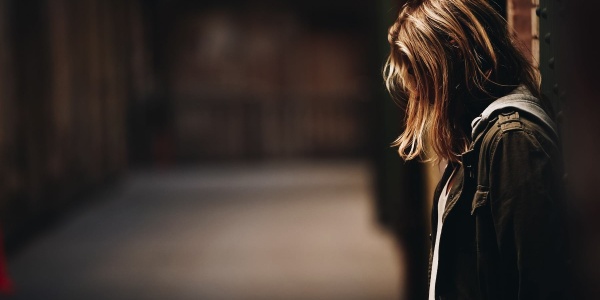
[470,187,489,215]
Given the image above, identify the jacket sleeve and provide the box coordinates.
[488,129,569,299]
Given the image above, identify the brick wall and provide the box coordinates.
[507,0,538,62]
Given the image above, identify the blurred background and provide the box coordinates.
[0,0,598,299]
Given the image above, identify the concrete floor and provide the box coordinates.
[7,161,403,300]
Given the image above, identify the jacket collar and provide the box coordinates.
[469,85,558,141]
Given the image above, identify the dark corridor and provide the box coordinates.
[0,0,407,299]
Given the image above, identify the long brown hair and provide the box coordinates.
[384,0,540,163]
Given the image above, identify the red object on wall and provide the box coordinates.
[0,227,14,295]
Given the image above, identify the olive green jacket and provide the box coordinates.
[428,87,571,299]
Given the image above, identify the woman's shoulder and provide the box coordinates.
[474,108,565,201]
[479,108,561,162]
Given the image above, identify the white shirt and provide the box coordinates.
[428,168,455,300]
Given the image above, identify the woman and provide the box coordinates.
[384,0,571,299]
